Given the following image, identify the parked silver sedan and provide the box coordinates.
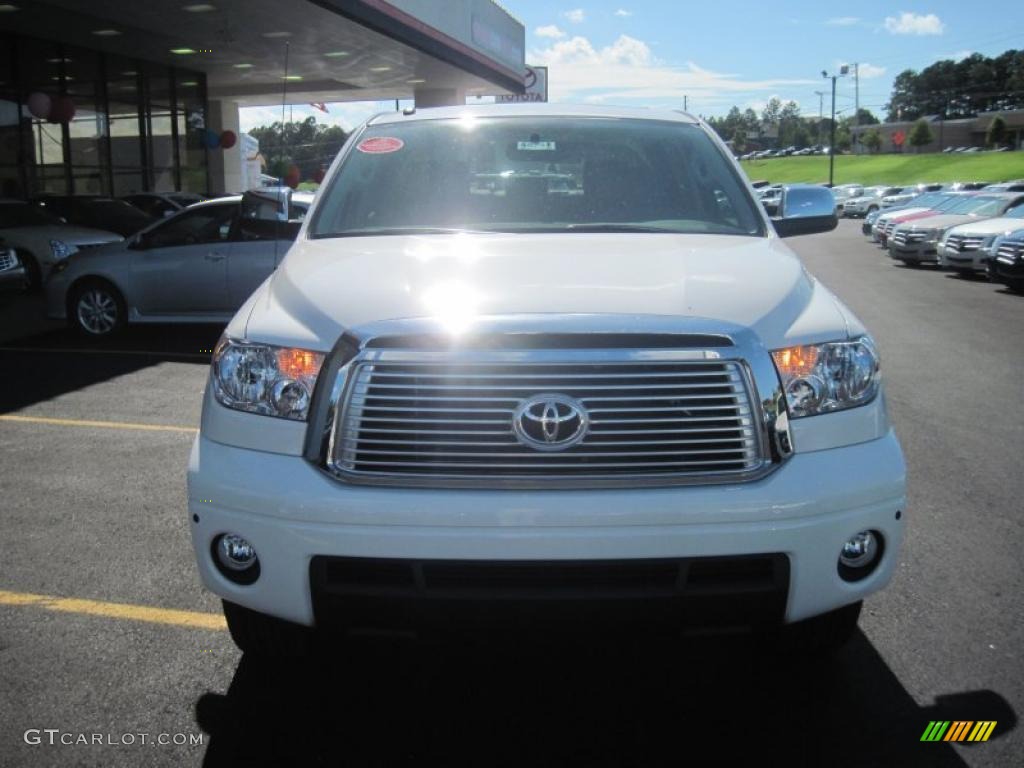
[45,193,313,335]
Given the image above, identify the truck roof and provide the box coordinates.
[368,103,701,126]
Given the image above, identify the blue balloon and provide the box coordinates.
[202,128,221,149]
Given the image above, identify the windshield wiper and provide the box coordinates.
[562,223,685,234]
[324,226,499,237]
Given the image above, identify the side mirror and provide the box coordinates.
[129,232,149,250]
[773,185,839,237]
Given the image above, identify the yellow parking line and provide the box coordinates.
[0,589,226,631]
[0,414,197,433]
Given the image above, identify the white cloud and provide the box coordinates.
[531,34,815,107]
[846,62,886,78]
[535,24,566,39]
[826,17,859,26]
[884,12,944,36]
[563,8,585,24]
[614,9,632,17]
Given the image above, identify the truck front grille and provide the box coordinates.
[328,357,766,486]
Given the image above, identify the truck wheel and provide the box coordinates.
[69,279,126,336]
[222,600,314,656]
[773,601,862,655]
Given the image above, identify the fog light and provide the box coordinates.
[213,533,261,584]
[838,530,883,582]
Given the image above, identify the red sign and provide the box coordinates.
[892,129,906,147]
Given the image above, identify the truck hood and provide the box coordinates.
[946,216,1024,236]
[243,233,852,351]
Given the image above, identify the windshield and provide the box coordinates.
[946,196,1008,216]
[0,202,64,229]
[1005,205,1024,220]
[311,117,764,238]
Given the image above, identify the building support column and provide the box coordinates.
[207,99,242,194]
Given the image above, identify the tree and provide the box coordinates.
[861,128,883,153]
[908,119,934,152]
[760,97,783,126]
[248,115,349,183]
[987,115,1008,148]
[853,108,880,126]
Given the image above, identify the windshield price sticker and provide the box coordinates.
[357,137,404,154]
[517,140,556,151]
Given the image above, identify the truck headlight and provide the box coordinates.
[212,337,324,420]
[771,338,880,418]
[50,239,75,260]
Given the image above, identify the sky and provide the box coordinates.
[240,1,1024,133]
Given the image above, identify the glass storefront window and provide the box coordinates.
[0,34,208,200]
[175,69,208,194]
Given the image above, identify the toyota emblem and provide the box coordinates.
[513,394,588,451]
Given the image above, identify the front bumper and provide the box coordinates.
[993,253,1024,282]
[188,430,907,628]
[889,238,938,262]
[938,244,986,271]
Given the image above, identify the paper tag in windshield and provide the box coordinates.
[517,140,556,151]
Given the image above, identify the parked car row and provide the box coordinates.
[740,145,830,160]
[859,187,1024,293]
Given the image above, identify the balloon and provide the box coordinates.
[219,129,237,149]
[27,92,51,120]
[313,168,325,184]
[285,165,300,189]
[202,128,220,149]
[47,95,76,123]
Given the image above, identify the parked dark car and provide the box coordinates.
[0,244,27,298]
[991,231,1024,292]
[32,195,156,238]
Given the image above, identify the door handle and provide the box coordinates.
[205,253,225,261]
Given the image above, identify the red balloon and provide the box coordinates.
[219,129,237,149]
[47,95,76,124]
[285,165,300,189]
[313,168,325,184]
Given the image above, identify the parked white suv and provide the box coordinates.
[187,105,906,654]
[938,202,1024,274]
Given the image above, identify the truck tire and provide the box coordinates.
[222,600,314,656]
[773,601,862,655]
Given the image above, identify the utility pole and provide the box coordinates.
[814,90,825,146]
[683,95,688,112]
[822,66,849,187]
[854,62,860,154]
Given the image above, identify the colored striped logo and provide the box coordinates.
[921,721,997,742]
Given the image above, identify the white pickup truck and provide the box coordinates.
[187,104,906,654]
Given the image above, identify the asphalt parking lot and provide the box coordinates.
[1,219,1022,766]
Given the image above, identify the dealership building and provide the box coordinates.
[0,0,525,198]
